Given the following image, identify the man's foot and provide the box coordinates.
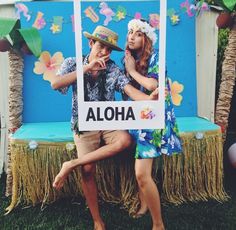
[133,205,148,218]
[53,161,74,190]
[94,221,105,230]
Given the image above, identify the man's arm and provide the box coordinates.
[51,71,77,90]
[51,59,97,90]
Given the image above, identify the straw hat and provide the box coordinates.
[83,26,123,51]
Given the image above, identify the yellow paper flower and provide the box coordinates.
[169,79,184,106]
[50,24,60,34]
[117,11,125,20]
[33,51,64,82]
[171,14,180,24]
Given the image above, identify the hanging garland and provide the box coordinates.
[15,1,212,35]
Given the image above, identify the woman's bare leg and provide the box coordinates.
[134,190,148,217]
[135,159,164,230]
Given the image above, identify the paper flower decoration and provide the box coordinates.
[33,12,46,30]
[116,11,125,20]
[15,3,31,21]
[167,8,176,17]
[50,16,63,34]
[140,107,156,119]
[66,143,75,151]
[99,2,115,26]
[195,132,204,140]
[170,14,180,25]
[28,140,38,150]
[114,6,127,22]
[194,1,209,16]
[169,80,184,106]
[33,51,64,82]
[167,9,180,26]
[84,6,99,23]
[50,24,60,34]
[180,0,194,17]
[128,19,157,45]
[134,12,142,19]
[149,14,160,30]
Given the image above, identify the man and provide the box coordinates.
[51,26,157,230]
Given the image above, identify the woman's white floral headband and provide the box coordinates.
[128,19,157,45]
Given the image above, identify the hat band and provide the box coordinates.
[94,32,117,46]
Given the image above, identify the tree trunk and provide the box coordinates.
[215,16,236,140]
[5,49,23,197]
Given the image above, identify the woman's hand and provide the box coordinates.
[125,50,136,75]
[148,87,169,100]
[149,88,159,100]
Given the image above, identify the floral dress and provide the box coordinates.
[129,50,182,159]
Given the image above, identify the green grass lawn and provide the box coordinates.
[1,170,236,230]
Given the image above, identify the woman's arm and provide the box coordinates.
[124,84,158,101]
[128,69,157,91]
[125,52,157,91]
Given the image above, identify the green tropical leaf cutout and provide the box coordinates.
[0,18,20,44]
[18,28,42,57]
[215,0,236,12]
[222,0,236,11]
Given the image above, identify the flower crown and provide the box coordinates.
[128,19,157,45]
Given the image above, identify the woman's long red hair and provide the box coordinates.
[126,34,153,76]
[125,34,153,89]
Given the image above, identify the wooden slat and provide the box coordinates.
[196,11,219,122]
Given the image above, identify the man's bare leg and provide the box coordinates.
[81,164,105,230]
[53,131,132,189]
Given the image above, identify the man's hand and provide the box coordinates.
[87,54,110,72]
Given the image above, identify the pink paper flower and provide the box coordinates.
[33,51,64,82]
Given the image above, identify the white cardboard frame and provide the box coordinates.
[74,0,166,131]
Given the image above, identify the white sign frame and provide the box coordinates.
[74,0,166,131]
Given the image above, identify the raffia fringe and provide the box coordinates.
[5,142,82,214]
[6,130,229,215]
[162,130,229,205]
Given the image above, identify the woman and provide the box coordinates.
[124,19,182,230]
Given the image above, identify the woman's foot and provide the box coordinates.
[133,204,148,218]
[94,221,105,230]
[53,161,75,190]
[152,222,165,230]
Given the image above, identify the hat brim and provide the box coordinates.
[83,31,123,51]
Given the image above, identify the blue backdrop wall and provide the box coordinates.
[20,0,197,123]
